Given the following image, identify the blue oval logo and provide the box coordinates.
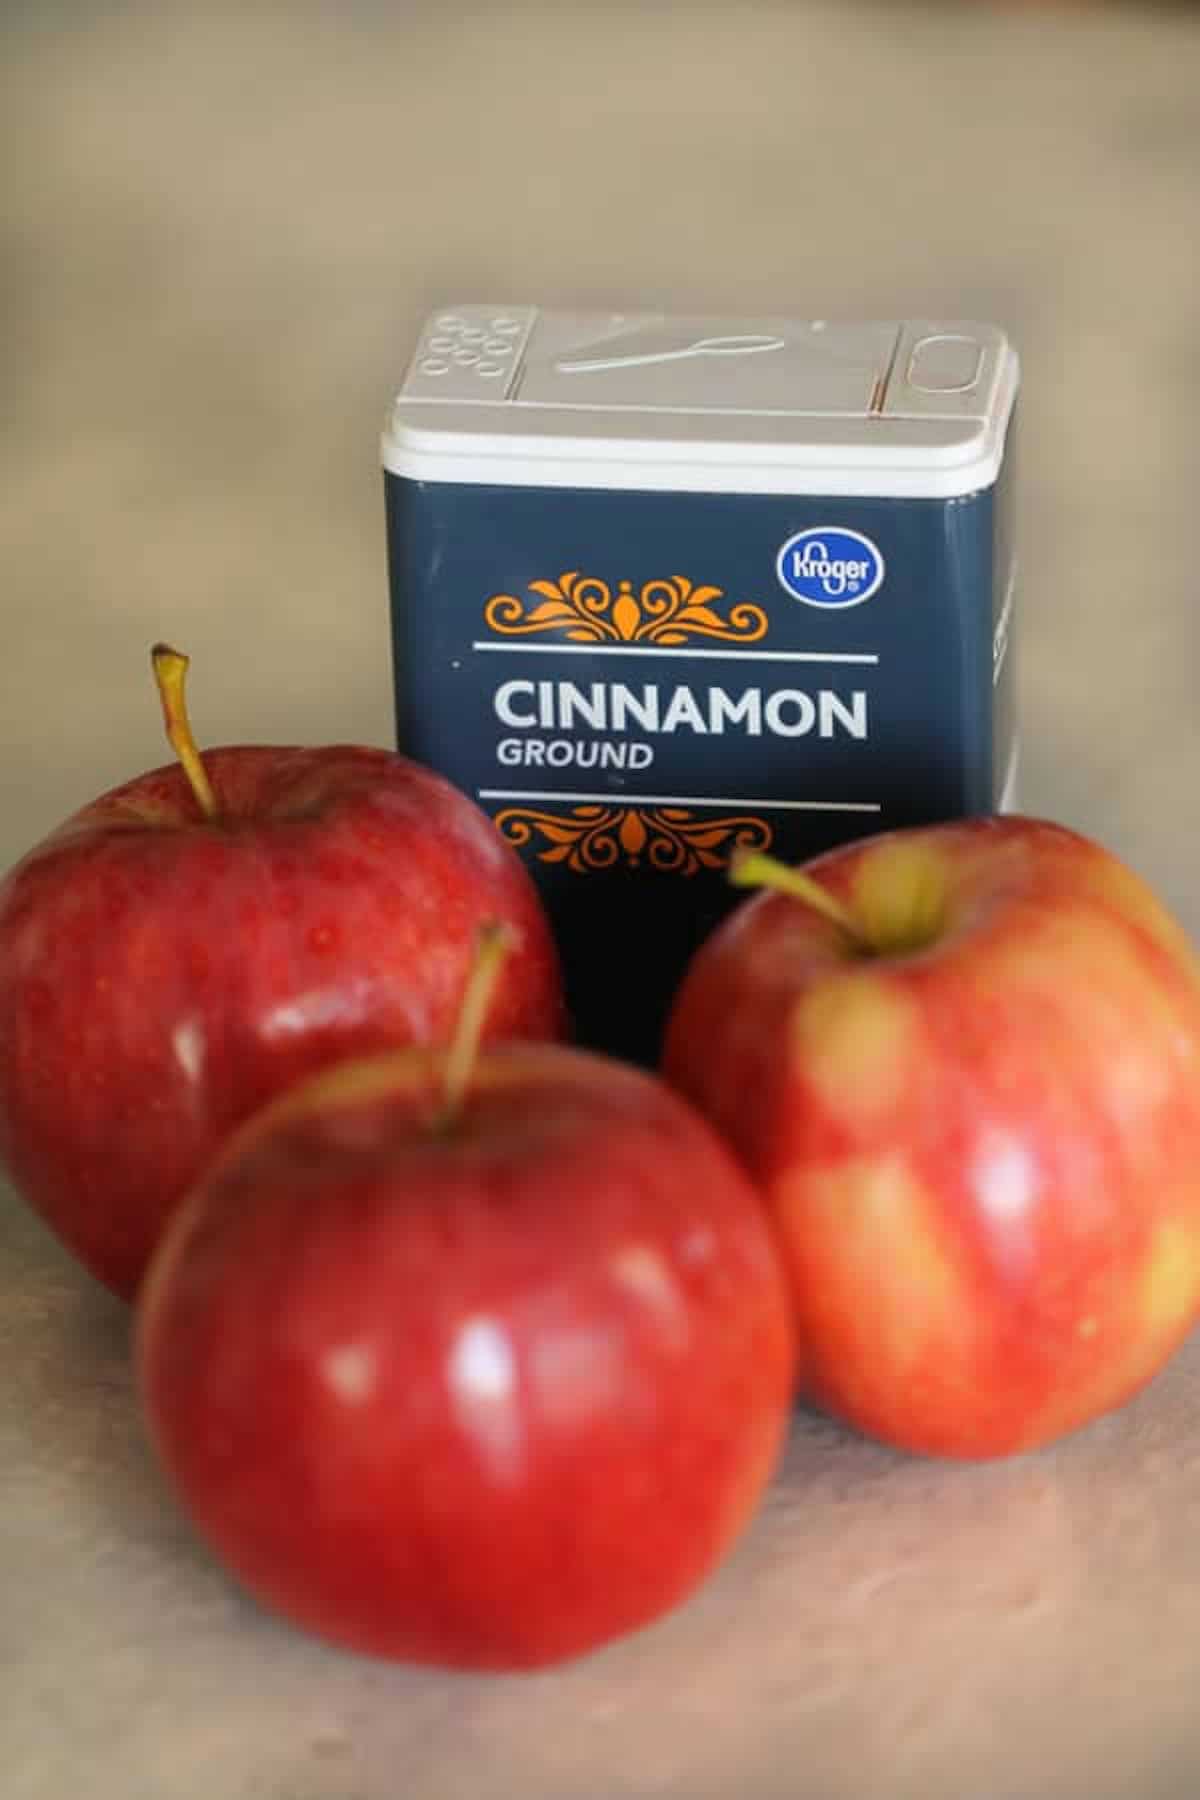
[776,527,885,609]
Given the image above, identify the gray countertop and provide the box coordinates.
[5,4,1200,1795]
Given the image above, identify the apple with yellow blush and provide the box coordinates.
[662,817,1200,1458]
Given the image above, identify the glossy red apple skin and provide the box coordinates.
[136,1044,795,1669]
[662,817,1200,1459]
[0,746,565,1299]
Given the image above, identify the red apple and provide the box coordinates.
[0,647,564,1299]
[662,817,1200,1459]
[136,929,794,1668]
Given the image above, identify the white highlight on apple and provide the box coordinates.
[610,1244,689,1350]
[321,1342,378,1405]
[973,1133,1038,1227]
[449,1315,524,1482]
[531,1322,627,1428]
[259,983,371,1043]
[171,1016,206,1085]
[451,1316,515,1401]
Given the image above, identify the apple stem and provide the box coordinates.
[437,923,518,1128]
[729,849,863,943]
[151,644,219,821]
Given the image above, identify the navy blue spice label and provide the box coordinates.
[387,478,1005,1061]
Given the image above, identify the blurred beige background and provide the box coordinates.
[4,4,1200,1798]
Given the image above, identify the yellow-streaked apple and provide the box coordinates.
[662,818,1200,1458]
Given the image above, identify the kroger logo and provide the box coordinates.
[776,527,885,609]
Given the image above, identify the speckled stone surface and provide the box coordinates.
[4,4,1200,1795]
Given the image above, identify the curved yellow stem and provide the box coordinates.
[729,849,862,942]
[438,923,518,1126]
[151,643,218,821]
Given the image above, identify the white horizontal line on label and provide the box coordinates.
[478,789,882,813]
[471,642,879,665]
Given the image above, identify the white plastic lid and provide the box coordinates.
[382,308,1019,499]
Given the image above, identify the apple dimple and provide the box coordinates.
[848,836,951,956]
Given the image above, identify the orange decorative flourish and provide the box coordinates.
[494,804,774,876]
[483,573,768,646]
